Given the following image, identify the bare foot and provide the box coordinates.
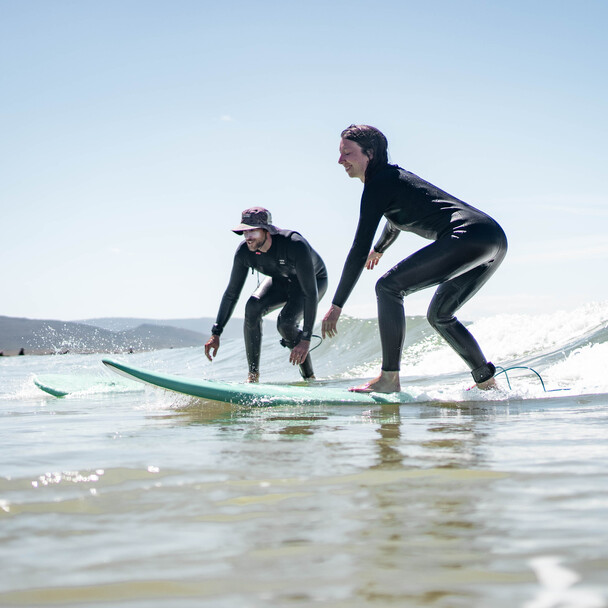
[349,371,401,394]
[246,372,260,383]
[476,377,498,390]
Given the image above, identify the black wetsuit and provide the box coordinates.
[212,230,328,378]
[332,164,507,383]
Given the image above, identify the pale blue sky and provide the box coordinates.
[2,0,607,322]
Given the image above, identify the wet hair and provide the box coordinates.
[341,124,389,180]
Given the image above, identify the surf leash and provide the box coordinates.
[279,334,323,352]
[494,366,569,393]
[309,334,323,353]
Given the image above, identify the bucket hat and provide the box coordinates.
[232,207,279,235]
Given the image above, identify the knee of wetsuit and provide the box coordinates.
[426,309,455,330]
[244,296,264,322]
[426,308,438,329]
[277,314,300,340]
[375,273,405,300]
[375,275,390,297]
[471,362,496,384]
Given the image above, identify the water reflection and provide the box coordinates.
[369,405,403,470]
[351,406,501,606]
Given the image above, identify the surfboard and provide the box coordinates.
[34,373,140,397]
[102,358,416,406]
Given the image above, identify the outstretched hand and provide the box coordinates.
[365,250,383,270]
[204,335,220,361]
[289,340,310,366]
[322,304,342,339]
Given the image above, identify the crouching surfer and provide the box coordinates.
[205,207,328,382]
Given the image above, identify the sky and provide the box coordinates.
[2,0,607,324]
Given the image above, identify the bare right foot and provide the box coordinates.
[476,377,498,390]
[467,377,499,391]
[349,370,401,394]
[246,372,259,383]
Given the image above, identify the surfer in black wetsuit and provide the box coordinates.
[205,207,328,382]
[322,125,508,393]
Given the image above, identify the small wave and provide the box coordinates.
[314,302,608,395]
[3,301,606,402]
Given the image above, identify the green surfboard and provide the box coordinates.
[102,358,416,406]
[34,373,139,397]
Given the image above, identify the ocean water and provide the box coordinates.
[1,303,607,607]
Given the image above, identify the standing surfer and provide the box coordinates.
[205,207,328,382]
[322,125,507,393]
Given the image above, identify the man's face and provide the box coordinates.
[243,228,267,252]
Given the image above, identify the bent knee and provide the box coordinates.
[245,296,264,321]
[375,274,399,298]
[276,314,298,338]
[427,306,454,329]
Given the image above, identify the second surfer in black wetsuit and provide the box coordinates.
[205,207,328,382]
[322,125,508,393]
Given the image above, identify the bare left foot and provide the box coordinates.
[349,371,400,394]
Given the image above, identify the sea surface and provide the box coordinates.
[1,304,607,607]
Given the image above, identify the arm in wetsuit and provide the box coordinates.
[374,219,400,254]
[205,244,250,362]
[332,187,387,308]
[322,176,392,338]
[211,244,250,336]
[365,219,401,270]
[288,236,320,342]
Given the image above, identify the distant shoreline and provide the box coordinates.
[0,315,207,357]
[0,315,258,357]
[0,347,151,357]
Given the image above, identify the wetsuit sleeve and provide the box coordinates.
[373,219,400,254]
[291,237,319,341]
[211,246,249,336]
[332,189,386,308]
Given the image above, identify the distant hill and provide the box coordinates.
[78,316,255,341]
[0,315,269,356]
[78,317,219,335]
[0,316,205,356]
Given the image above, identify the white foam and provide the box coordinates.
[544,342,608,394]
[524,556,605,608]
[337,301,608,395]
